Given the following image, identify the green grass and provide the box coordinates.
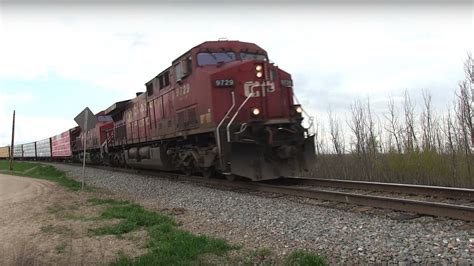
[55,242,67,254]
[240,248,275,266]
[0,161,84,191]
[285,250,327,266]
[91,200,328,265]
[89,200,235,265]
[0,160,38,172]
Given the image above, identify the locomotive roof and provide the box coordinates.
[104,99,131,116]
[172,40,267,64]
[146,40,267,86]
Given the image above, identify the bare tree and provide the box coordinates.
[348,100,366,155]
[403,90,418,152]
[329,110,344,155]
[454,54,473,182]
[312,116,323,155]
[383,96,402,153]
[376,116,385,154]
[365,97,378,154]
[441,110,457,178]
[348,99,372,180]
[433,119,443,153]
[421,90,435,151]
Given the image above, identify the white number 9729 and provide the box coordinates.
[214,79,234,87]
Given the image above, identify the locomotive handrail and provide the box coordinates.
[216,91,236,168]
[226,92,255,142]
[293,92,315,136]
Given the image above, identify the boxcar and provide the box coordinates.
[13,144,23,158]
[23,142,37,158]
[52,130,72,158]
[51,127,80,158]
[0,146,9,159]
[36,138,52,158]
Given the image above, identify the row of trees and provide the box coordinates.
[310,55,473,188]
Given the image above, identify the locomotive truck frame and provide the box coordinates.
[1,40,316,181]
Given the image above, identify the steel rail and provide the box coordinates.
[52,163,474,222]
[128,171,474,222]
[251,184,474,221]
[287,177,474,200]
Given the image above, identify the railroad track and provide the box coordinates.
[177,176,474,222]
[286,177,474,200]
[52,162,474,222]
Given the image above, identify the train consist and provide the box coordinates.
[0,40,315,181]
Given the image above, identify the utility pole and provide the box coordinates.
[9,110,15,171]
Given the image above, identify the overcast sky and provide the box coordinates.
[0,1,473,146]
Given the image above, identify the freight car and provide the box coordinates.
[103,40,315,181]
[51,127,80,160]
[36,138,52,158]
[23,142,37,159]
[0,146,9,159]
[13,144,23,159]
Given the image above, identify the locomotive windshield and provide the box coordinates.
[240,52,268,61]
[197,52,236,66]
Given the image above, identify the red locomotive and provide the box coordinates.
[103,40,315,181]
[0,40,315,181]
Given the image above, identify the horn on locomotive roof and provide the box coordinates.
[218,37,228,41]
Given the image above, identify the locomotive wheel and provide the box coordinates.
[225,174,238,181]
[183,169,193,176]
[183,163,196,176]
[200,167,215,178]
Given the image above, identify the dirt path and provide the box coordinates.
[0,173,54,205]
[0,173,145,265]
[0,173,56,264]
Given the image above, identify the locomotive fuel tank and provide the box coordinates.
[125,146,174,171]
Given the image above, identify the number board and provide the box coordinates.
[214,79,234,87]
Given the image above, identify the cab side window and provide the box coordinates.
[174,56,192,82]
[175,62,183,82]
[158,71,170,90]
[146,82,153,96]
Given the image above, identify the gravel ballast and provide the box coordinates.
[50,163,473,264]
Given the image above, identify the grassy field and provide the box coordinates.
[311,152,473,188]
[0,160,83,191]
[0,161,328,265]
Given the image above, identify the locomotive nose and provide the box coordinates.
[239,61,284,120]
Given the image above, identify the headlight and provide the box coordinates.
[295,106,303,114]
[255,64,263,78]
[251,107,260,116]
